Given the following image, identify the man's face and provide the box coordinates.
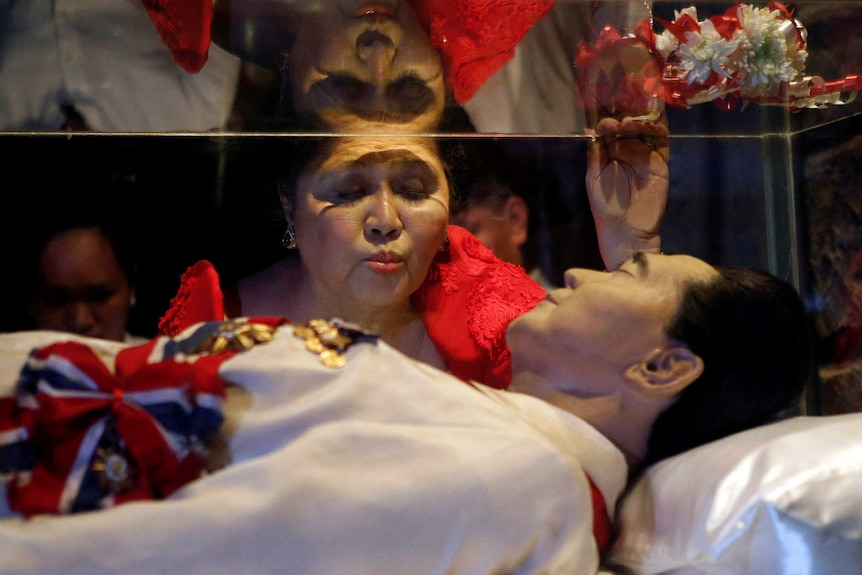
[506,253,718,399]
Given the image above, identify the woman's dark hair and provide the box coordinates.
[643,266,813,467]
[36,214,137,284]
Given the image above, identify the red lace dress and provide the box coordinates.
[159,226,545,389]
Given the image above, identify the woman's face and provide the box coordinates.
[32,228,134,342]
[289,0,446,132]
[290,136,450,316]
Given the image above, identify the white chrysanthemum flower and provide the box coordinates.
[656,7,699,60]
[732,4,806,96]
[674,6,699,21]
[655,29,679,60]
[677,19,738,85]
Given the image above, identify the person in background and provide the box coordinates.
[448,138,557,289]
[0,0,241,132]
[819,246,862,397]
[26,212,144,344]
[451,175,531,270]
[830,247,862,366]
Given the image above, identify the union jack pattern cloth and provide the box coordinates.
[0,318,284,518]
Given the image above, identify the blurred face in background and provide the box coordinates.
[452,193,528,267]
[31,227,134,342]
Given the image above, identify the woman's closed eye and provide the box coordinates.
[317,167,375,204]
[616,252,649,279]
[307,73,371,109]
[309,73,435,118]
[389,161,437,201]
[386,75,435,115]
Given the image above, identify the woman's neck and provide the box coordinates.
[238,257,444,367]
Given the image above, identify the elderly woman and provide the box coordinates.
[160,116,668,388]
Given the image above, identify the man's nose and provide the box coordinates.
[563,268,604,289]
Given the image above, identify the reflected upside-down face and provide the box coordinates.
[507,253,718,399]
[289,136,450,317]
[289,0,446,132]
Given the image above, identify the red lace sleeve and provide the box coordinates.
[409,0,555,103]
[414,225,545,389]
[158,260,226,336]
[140,0,212,73]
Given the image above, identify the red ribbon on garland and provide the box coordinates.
[575,1,862,114]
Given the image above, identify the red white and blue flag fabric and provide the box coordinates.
[0,319,284,517]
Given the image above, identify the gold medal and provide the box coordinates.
[195,321,278,354]
[305,337,325,353]
[294,318,379,368]
[320,349,346,368]
[293,325,315,339]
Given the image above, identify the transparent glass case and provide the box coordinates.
[1,0,860,414]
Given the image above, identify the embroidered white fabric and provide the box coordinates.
[604,413,862,575]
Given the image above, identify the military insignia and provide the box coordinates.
[93,446,136,495]
[293,318,378,368]
[194,321,277,354]
[91,424,138,496]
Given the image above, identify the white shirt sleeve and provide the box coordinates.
[0,0,241,132]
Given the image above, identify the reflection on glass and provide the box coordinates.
[215,0,446,132]
[0,0,241,132]
[288,1,445,131]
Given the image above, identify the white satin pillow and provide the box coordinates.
[604,414,862,575]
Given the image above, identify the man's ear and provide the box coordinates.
[624,346,703,399]
[504,195,529,247]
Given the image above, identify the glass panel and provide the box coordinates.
[2,0,861,414]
